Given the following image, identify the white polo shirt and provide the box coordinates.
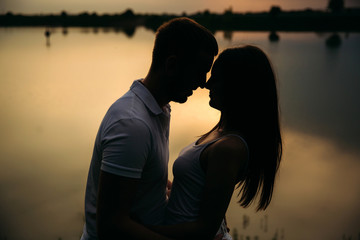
[81,80,171,240]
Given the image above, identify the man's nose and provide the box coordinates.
[198,78,206,89]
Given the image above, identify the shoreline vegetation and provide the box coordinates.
[1,6,360,32]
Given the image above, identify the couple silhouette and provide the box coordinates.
[81,17,282,240]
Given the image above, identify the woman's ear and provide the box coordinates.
[165,55,178,77]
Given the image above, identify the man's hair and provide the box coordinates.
[151,17,218,70]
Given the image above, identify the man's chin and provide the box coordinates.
[209,100,221,111]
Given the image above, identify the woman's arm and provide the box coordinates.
[150,136,248,240]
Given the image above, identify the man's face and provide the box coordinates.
[169,51,214,103]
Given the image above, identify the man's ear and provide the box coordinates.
[165,55,178,77]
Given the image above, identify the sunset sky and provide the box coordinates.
[1,1,360,237]
[1,0,360,14]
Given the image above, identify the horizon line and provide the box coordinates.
[3,6,360,16]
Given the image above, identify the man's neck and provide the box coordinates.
[141,75,169,109]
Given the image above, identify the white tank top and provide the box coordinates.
[165,134,249,228]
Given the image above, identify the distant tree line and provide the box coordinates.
[328,0,345,12]
[1,6,360,32]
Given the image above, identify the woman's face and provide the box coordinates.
[205,62,226,111]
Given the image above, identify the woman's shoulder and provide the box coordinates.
[206,134,248,163]
[214,134,247,152]
[200,134,249,181]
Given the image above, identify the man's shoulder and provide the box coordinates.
[99,92,152,133]
[107,91,148,119]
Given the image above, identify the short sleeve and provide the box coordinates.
[100,118,152,179]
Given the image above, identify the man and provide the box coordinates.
[80,17,218,240]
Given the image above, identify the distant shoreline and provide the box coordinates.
[1,8,360,32]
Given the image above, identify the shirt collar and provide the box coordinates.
[130,79,171,116]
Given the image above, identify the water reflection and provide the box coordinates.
[269,31,280,42]
[42,26,350,48]
[44,28,51,47]
[122,26,136,37]
[1,28,360,240]
[279,31,360,153]
[224,30,233,41]
[92,27,99,34]
[72,26,137,38]
[326,32,342,48]
[62,27,68,36]
[225,127,360,239]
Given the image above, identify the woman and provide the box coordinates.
[152,45,283,240]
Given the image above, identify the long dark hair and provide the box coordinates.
[211,45,282,211]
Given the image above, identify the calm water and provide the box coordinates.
[0,27,359,240]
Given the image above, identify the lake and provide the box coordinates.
[0,27,359,240]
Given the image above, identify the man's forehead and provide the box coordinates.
[194,51,214,69]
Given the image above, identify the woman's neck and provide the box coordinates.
[218,114,235,132]
[216,113,245,136]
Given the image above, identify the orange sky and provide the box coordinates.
[1,0,360,14]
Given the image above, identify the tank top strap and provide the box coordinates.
[194,134,249,161]
[196,134,248,149]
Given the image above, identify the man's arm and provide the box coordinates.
[96,170,173,240]
[97,117,173,240]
